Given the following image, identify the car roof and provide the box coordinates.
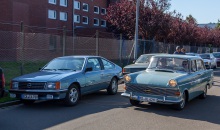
[152,54,201,60]
[56,55,101,59]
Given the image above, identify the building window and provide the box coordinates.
[83,3,88,12]
[74,15,80,23]
[101,20,106,27]
[94,6,99,14]
[94,18,99,26]
[48,0,56,4]
[48,10,56,19]
[60,0,67,7]
[101,8,106,15]
[74,1,80,10]
[60,12,67,21]
[82,16,88,24]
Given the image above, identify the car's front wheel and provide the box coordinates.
[173,91,186,110]
[130,99,140,106]
[21,99,35,105]
[64,84,80,106]
[107,77,118,95]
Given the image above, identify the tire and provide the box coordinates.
[199,85,208,99]
[0,89,4,98]
[130,99,140,106]
[64,84,80,106]
[173,91,186,110]
[107,77,118,95]
[21,99,35,105]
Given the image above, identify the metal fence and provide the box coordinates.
[1,22,220,86]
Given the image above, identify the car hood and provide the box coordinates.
[133,70,186,87]
[13,71,80,82]
[124,63,149,69]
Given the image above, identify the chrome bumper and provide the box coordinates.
[121,92,182,104]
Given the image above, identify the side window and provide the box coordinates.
[191,60,197,72]
[87,58,101,71]
[101,59,115,70]
[197,59,205,71]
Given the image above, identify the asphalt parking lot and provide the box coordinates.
[0,69,220,130]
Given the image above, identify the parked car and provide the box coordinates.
[0,67,5,97]
[212,52,220,67]
[123,54,160,75]
[185,53,199,56]
[9,56,123,106]
[199,53,217,69]
[122,54,213,110]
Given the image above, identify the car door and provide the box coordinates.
[84,58,102,93]
[99,58,115,89]
[195,59,206,96]
[188,60,200,99]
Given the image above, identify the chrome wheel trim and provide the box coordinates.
[180,92,186,109]
[111,79,118,92]
[69,88,78,103]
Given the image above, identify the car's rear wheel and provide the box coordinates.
[199,85,208,99]
[21,99,35,105]
[107,77,118,95]
[173,91,186,110]
[64,84,80,106]
[130,99,140,106]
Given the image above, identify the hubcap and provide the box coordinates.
[69,88,78,103]
[111,79,117,92]
[180,93,185,108]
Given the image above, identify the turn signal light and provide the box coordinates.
[55,82,60,90]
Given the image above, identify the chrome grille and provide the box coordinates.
[126,84,179,96]
[18,82,46,89]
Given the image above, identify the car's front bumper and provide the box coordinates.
[121,92,182,104]
[9,89,68,100]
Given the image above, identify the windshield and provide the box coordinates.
[199,54,210,59]
[213,53,220,58]
[148,57,189,73]
[42,57,85,71]
[135,55,153,63]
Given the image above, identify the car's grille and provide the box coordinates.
[126,84,179,96]
[19,82,46,89]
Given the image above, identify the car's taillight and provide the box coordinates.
[122,68,125,73]
[2,73,5,88]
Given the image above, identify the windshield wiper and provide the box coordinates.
[42,69,57,71]
[155,69,174,73]
[57,69,76,71]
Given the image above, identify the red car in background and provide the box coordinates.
[0,67,5,97]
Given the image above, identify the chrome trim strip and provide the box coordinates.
[9,89,68,93]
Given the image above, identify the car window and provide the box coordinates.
[191,60,197,72]
[196,59,205,71]
[213,53,220,58]
[135,55,152,63]
[101,58,115,70]
[87,58,101,71]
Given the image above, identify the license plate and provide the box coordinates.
[22,94,38,100]
[10,94,16,98]
[138,96,157,102]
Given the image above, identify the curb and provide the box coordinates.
[0,100,21,108]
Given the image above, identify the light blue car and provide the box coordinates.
[9,56,122,106]
[122,54,213,110]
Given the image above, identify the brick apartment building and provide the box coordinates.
[0,0,120,35]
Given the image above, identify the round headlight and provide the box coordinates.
[124,75,131,83]
[169,79,177,87]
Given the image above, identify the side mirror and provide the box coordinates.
[85,67,93,72]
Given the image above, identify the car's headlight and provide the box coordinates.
[169,79,177,87]
[124,75,131,83]
[11,82,19,89]
[46,82,60,89]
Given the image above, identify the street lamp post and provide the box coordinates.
[129,0,140,60]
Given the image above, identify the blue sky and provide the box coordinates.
[169,0,220,24]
